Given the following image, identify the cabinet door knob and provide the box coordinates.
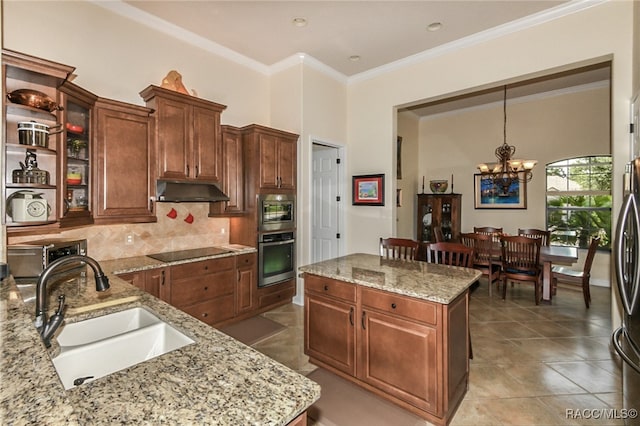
[204,286,209,291]
[202,312,208,317]
[324,285,329,291]
[391,303,397,309]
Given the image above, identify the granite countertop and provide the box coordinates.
[298,253,481,304]
[0,246,320,425]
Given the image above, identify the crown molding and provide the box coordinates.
[91,0,606,86]
[90,0,270,75]
[348,0,608,85]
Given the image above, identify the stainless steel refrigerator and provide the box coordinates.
[613,155,640,425]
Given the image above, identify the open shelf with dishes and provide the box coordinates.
[2,50,71,231]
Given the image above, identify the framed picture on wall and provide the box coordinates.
[352,174,385,206]
[474,173,527,209]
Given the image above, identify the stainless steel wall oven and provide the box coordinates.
[258,194,295,232]
[258,231,295,287]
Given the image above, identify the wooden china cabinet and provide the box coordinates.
[416,193,462,244]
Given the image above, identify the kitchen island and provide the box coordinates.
[0,249,320,425]
[299,253,481,426]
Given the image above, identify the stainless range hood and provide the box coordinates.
[156,180,230,203]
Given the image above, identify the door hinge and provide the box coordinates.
[336,233,341,239]
[336,158,341,164]
[631,123,635,134]
[336,195,341,202]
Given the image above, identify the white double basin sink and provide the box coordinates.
[52,307,195,390]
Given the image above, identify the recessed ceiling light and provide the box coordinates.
[349,55,361,62]
[292,17,307,27]
[427,22,443,32]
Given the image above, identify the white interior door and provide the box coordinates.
[312,143,341,262]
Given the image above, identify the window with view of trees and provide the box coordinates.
[546,156,611,250]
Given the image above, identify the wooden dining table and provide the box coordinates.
[488,243,578,303]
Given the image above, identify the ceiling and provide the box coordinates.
[114,0,610,115]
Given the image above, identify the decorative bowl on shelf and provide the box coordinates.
[429,180,448,193]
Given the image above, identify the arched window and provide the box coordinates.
[546,156,611,249]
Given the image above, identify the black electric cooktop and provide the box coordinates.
[147,247,232,262]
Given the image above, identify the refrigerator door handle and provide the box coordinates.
[612,327,640,374]
[614,194,640,315]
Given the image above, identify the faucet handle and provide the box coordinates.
[55,294,66,315]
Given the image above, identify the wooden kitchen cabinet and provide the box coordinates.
[417,193,461,247]
[304,275,357,376]
[242,124,298,191]
[236,252,257,314]
[303,273,469,426]
[2,49,73,233]
[140,85,226,183]
[58,82,97,228]
[116,266,167,299]
[359,287,438,414]
[168,256,236,326]
[93,98,156,224]
[209,125,244,216]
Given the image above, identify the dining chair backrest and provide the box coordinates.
[518,228,551,246]
[460,232,494,267]
[433,226,445,243]
[582,236,601,275]
[425,242,474,268]
[474,226,503,243]
[379,237,420,260]
[500,235,541,274]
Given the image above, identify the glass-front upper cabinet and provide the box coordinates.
[2,49,73,232]
[58,82,97,227]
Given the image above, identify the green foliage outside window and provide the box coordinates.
[546,156,611,250]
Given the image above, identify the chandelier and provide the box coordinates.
[476,86,537,192]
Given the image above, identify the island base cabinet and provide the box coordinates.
[304,294,356,376]
[303,273,469,426]
[359,309,438,414]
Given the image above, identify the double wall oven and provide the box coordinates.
[257,194,295,288]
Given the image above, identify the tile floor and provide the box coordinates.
[252,280,624,425]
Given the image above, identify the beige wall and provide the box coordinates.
[345,1,632,261]
[396,111,419,239]
[414,86,610,284]
[3,1,270,124]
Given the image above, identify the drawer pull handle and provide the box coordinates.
[361,311,366,330]
[349,307,354,326]
[391,303,397,309]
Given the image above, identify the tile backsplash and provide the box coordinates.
[7,203,232,261]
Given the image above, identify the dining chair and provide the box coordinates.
[551,236,600,308]
[474,226,503,243]
[379,237,420,260]
[460,232,501,296]
[424,241,475,359]
[518,228,551,246]
[500,235,543,304]
[425,242,474,268]
[433,226,445,243]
